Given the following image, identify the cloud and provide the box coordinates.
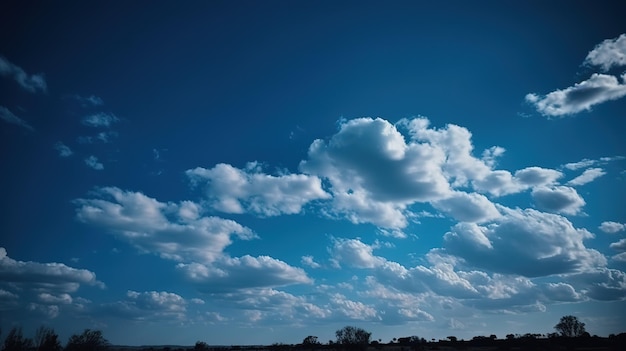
[330,238,384,269]
[75,187,254,264]
[584,33,626,71]
[526,73,626,117]
[53,142,73,157]
[443,208,605,277]
[531,186,586,215]
[84,156,104,170]
[81,112,119,127]
[301,255,321,268]
[0,247,103,293]
[186,163,330,216]
[0,106,34,131]
[73,94,104,107]
[431,191,500,223]
[610,239,626,252]
[329,293,379,320]
[177,255,312,291]
[566,268,626,301]
[102,290,190,321]
[566,168,606,186]
[0,55,47,93]
[78,131,118,144]
[599,221,626,233]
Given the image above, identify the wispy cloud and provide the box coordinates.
[73,94,104,107]
[0,106,34,131]
[526,33,626,117]
[566,168,606,186]
[53,142,73,157]
[84,156,104,170]
[0,56,47,93]
[81,112,119,127]
[77,131,118,144]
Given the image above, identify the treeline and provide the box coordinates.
[1,327,108,351]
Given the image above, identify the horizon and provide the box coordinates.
[1,0,625,347]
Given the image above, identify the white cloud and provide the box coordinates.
[301,255,321,268]
[103,290,189,321]
[186,163,330,216]
[38,293,73,305]
[566,268,626,301]
[177,256,312,291]
[563,159,598,171]
[599,221,626,233]
[526,73,626,117]
[584,33,626,71]
[531,186,586,215]
[0,247,103,293]
[53,142,73,157]
[613,252,626,262]
[84,156,104,170]
[81,112,119,127]
[443,208,605,277]
[610,238,626,252]
[329,293,379,320]
[75,187,254,264]
[0,105,34,131]
[432,191,500,223]
[0,55,47,93]
[566,168,606,186]
[330,238,383,269]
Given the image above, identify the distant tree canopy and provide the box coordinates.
[555,315,587,337]
[194,341,209,351]
[65,329,109,351]
[301,336,320,345]
[3,327,33,351]
[34,326,62,351]
[335,326,371,350]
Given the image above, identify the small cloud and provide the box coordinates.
[81,112,119,127]
[53,142,73,157]
[77,131,118,144]
[73,94,104,107]
[0,55,47,93]
[301,255,321,269]
[599,221,626,233]
[531,186,585,215]
[566,168,606,186]
[584,33,626,72]
[84,156,104,170]
[0,105,34,131]
[526,73,626,117]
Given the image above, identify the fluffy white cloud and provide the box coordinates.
[103,290,190,321]
[38,293,73,305]
[186,163,330,216]
[526,73,626,116]
[0,55,47,93]
[301,255,321,268]
[566,168,606,186]
[0,247,103,293]
[531,186,586,215]
[584,33,626,71]
[610,239,626,252]
[0,105,34,131]
[472,166,562,197]
[443,208,605,277]
[75,187,254,264]
[566,268,626,301]
[599,221,626,233]
[330,238,384,269]
[432,191,500,223]
[81,112,119,127]
[84,156,104,170]
[177,255,312,290]
[53,142,73,157]
[329,293,379,320]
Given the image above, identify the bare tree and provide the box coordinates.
[335,326,371,351]
[2,327,33,351]
[554,315,586,337]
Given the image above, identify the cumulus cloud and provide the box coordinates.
[599,221,626,233]
[177,255,312,291]
[186,163,330,216]
[566,268,626,301]
[531,185,586,215]
[54,142,73,157]
[0,247,103,293]
[584,33,626,71]
[0,105,34,131]
[610,239,626,252]
[329,293,379,320]
[431,191,500,223]
[84,156,104,170]
[75,187,254,264]
[81,112,119,127]
[330,238,384,269]
[102,290,190,321]
[301,255,321,268]
[526,73,626,117]
[566,168,606,186]
[0,55,47,93]
[443,208,605,277]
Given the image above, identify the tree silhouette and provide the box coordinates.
[302,336,320,345]
[2,327,33,351]
[335,326,371,351]
[34,326,62,351]
[554,315,586,337]
[194,341,209,351]
[65,330,109,351]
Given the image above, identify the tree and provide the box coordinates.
[34,326,62,351]
[302,336,320,345]
[65,330,109,351]
[194,342,209,351]
[335,326,371,351]
[3,327,33,351]
[554,315,586,337]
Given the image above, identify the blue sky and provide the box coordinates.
[1,0,626,346]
